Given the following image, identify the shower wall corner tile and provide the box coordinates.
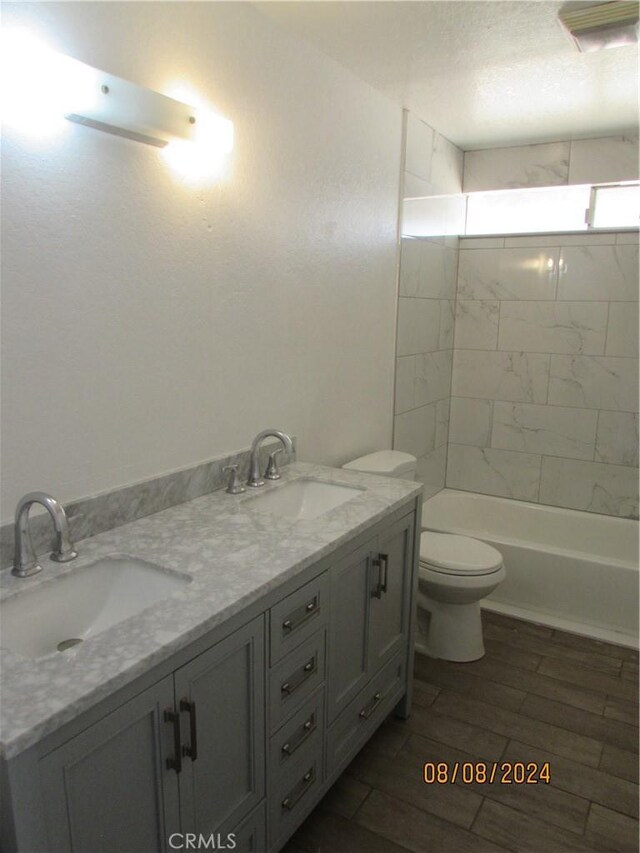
[568,135,639,185]
[446,444,541,501]
[539,457,639,519]
[435,399,450,449]
[491,402,597,461]
[405,113,434,182]
[557,245,639,302]
[449,397,493,447]
[397,297,441,356]
[452,350,550,404]
[548,355,639,413]
[393,404,436,459]
[596,411,639,467]
[606,304,639,357]
[463,141,570,192]
[455,300,499,350]
[416,444,447,495]
[498,301,608,355]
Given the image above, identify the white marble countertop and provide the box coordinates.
[0,463,421,759]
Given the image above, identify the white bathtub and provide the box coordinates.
[422,489,639,648]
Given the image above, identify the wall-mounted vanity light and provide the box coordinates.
[1,28,233,177]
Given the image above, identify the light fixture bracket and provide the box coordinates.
[558,1,639,52]
[65,68,198,148]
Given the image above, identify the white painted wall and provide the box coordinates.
[0,2,402,520]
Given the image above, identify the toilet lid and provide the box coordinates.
[420,532,503,575]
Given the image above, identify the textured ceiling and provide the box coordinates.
[257,1,639,149]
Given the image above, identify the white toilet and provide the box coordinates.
[342,450,505,662]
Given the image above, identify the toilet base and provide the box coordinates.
[417,594,485,662]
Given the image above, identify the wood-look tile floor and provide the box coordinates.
[283,611,639,853]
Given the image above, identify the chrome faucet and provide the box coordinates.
[13,492,78,578]
[247,429,293,487]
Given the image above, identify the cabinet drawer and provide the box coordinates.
[269,688,324,779]
[269,752,322,849]
[224,801,266,853]
[269,631,325,732]
[270,573,328,664]
[326,654,405,780]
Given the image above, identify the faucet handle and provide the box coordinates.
[264,448,284,481]
[223,464,246,495]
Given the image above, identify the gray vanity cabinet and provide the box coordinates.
[39,676,180,853]
[2,498,420,853]
[175,616,266,838]
[368,514,415,674]
[37,616,265,853]
[327,514,414,723]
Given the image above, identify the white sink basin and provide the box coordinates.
[1,556,191,660]
[247,478,363,520]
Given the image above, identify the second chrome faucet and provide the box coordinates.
[246,429,293,488]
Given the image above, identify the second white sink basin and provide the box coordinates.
[247,478,363,520]
[1,556,191,660]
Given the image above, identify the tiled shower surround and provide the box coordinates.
[393,236,458,500]
[394,231,639,518]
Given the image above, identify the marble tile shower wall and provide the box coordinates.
[447,231,639,518]
[393,236,458,499]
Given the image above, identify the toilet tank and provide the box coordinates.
[342,450,417,479]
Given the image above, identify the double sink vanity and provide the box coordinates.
[0,458,421,852]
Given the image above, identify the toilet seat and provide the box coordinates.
[419,532,503,576]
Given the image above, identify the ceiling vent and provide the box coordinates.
[559,1,639,51]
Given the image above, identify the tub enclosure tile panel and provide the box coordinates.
[435,399,450,449]
[416,446,448,502]
[498,302,608,355]
[452,351,550,404]
[455,301,500,350]
[431,132,464,195]
[539,458,639,519]
[394,404,436,460]
[548,356,639,413]
[605,304,639,357]
[463,142,570,192]
[492,403,597,461]
[438,300,455,349]
[405,114,434,182]
[616,232,639,245]
[449,398,493,447]
[568,135,640,185]
[399,240,457,300]
[397,298,441,356]
[415,351,452,407]
[394,357,416,415]
[457,248,558,301]
[448,230,638,518]
[595,412,639,467]
[446,445,541,502]
[556,246,639,302]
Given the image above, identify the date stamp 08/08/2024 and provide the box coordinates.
[423,761,551,785]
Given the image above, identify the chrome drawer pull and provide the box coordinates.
[280,656,317,695]
[359,691,382,720]
[371,553,389,598]
[180,698,198,762]
[379,553,389,594]
[281,597,319,636]
[164,709,182,774]
[282,767,316,811]
[281,714,316,758]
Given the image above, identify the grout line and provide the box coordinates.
[603,301,612,357]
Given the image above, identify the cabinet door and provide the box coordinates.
[39,676,179,853]
[368,514,414,675]
[176,616,265,837]
[327,540,375,722]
